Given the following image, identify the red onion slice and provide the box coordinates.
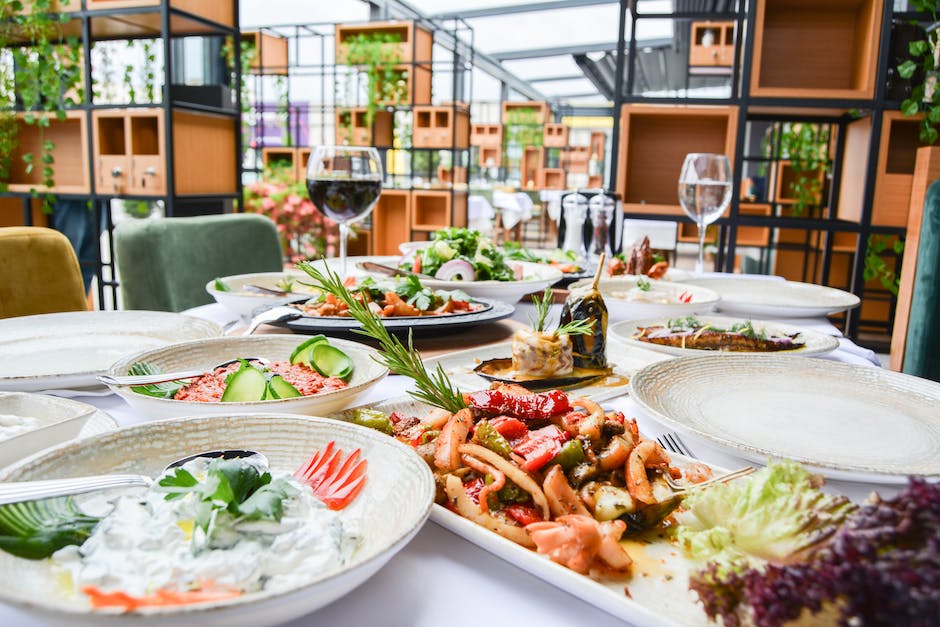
[434,259,476,281]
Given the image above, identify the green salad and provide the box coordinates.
[402,227,516,282]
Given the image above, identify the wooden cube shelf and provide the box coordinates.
[563,147,591,174]
[589,131,606,158]
[436,166,467,186]
[838,111,927,227]
[538,168,566,190]
[335,108,393,147]
[335,21,432,64]
[543,124,568,148]
[502,101,549,125]
[413,106,470,149]
[471,124,502,147]
[242,30,288,75]
[587,175,603,188]
[261,147,297,172]
[172,109,236,195]
[371,189,411,256]
[750,0,882,99]
[296,147,311,182]
[86,0,235,33]
[690,21,736,67]
[479,145,501,168]
[92,110,128,195]
[127,109,165,195]
[373,64,431,106]
[521,147,544,189]
[0,197,48,228]
[772,160,826,205]
[411,190,467,230]
[736,203,772,247]
[8,111,89,194]
[616,104,737,216]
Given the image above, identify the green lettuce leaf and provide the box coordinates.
[675,461,856,568]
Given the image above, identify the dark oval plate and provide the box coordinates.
[473,357,613,391]
[271,298,515,336]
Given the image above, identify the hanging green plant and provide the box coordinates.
[897,0,940,143]
[0,0,82,204]
[863,234,904,296]
[762,122,830,217]
[340,32,403,128]
[503,107,543,147]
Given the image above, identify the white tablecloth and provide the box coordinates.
[493,191,534,229]
[0,303,888,627]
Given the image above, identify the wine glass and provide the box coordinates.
[306,146,383,277]
[678,153,732,275]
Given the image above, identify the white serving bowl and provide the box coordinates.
[205,271,317,319]
[0,414,434,626]
[0,393,96,468]
[568,275,720,321]
[416,260,563,303]
[106,336,388,420]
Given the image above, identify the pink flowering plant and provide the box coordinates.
[243,162,334,263]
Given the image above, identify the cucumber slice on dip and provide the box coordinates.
[220,363,267,402]
[290,335,328,365]
[310,343,354,380]
[267,374,302,399]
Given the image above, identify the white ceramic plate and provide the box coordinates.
[630,355,940,483]
[676,277,860,318]
[331,397,717,627]
[426,337,670,403]
[0,311,222,392]
[0,393,96,468]
[568,276,720,322]
[206,271,317,319]
[106,336,388,420]
[0,414,434,626]
[610,316,840,358]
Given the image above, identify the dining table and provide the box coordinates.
[0,289,899,627]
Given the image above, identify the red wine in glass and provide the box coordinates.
[306,179,382,223]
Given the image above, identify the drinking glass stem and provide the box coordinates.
[338,222,350,277]
[696,221,706,275]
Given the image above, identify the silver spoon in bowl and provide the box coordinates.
[97,357,268,387]
[0,449,269,506]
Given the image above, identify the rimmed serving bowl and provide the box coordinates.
[0,393,97,468]
[0,414,435,626]
[205,271,317,319]
[569,275,720,321]
[105,336,388,420]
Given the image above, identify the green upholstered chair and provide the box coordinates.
[0,227,88,319]
[902,180,940,381]
[114,213,284,312]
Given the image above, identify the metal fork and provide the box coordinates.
[656,431,755,492]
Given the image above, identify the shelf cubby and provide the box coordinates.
[521,147,543,189]
[502,101,549,125]
[436,166,467,186]
[478,145,501,168]
[86,0,235,38]
[689,21,736,67]
[470,124,502,147]
[172,109,236,195]
[772,160,826,205]
[750,0,882,99]
[335,21,432,64]
[411,189,467,231]
[335,108,393,147]
[242,30,289,75]
[296,147,311,182]
[373,64,431,106]
[543,124,568,148]
[371,189,411,256]
[8,111,89,194]
[92,111,128,194]
[538,168,566,190]
[127,110,165,195]
[616,104,737,216]
[413,106,470,149]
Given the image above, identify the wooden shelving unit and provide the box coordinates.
[242,30,289,75]
[371,189,411,256]
[543,124,568,148]
[502,101,549,125]
[261,147,297,171]
[334,21,432,64]
[615,104,737,216]
[690,21,736,67]
[7,111,89,195]
[538,168,566,190]
[411,190,467,231]
[750,0,882,99]
[471,124,501,147]
[413,105,470,149]
[334,108,393,147]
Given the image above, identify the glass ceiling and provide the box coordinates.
[241,0,718,106]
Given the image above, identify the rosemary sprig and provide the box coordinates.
[529,287,594,337]
[298,262,467,414]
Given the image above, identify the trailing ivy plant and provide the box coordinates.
[340,32,403,128]
[0,0,83,204]
[503,106,543,147]
[863,234,904,296]
[774,122,830,217]
[221,36,256,155]
[898,0,940,144]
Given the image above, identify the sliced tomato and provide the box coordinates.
[294,442,368,510]
[412,256,422,274]
[503,503,544,526]
[489,416,529,441]
[513,425,569,473]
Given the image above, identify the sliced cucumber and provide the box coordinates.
[290,335,327,365]
[220,363,267,402]
[310,343,355,381]
[267,374,302,399]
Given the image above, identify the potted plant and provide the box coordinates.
[340,32,403,128]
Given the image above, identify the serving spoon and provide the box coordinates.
[0,449,268,506]
[356,260,435,280]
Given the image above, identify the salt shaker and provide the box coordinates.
[561,193,588,260]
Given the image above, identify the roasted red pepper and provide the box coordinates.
[489,416,529,440]
[512,425,570,472]
[503,503,544,526]
[467,389,571,419]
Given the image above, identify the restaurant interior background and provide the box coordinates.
[1,0,936,357]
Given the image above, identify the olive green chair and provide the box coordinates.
[0,227,88,319]
[114,213,284,312]
[902,180,940,381]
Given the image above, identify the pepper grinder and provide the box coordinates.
[561,193,588,260]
